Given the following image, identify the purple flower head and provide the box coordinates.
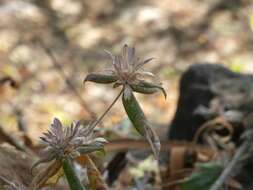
[33,118,107,169]
[105,44,155,85]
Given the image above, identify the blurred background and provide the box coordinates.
[1,0,253,166]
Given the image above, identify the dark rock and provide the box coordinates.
[167,63,253,189]
[168,63,253,142]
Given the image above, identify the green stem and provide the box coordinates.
[91,88,123,129]
[62,158,86,190]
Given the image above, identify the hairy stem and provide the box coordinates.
[91,88,124,129]
[62,158,86,190]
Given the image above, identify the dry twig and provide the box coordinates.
[210,139,250,190]
[38,41,96,119]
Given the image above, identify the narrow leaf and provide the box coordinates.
[113,82,122,88]
[83,74,118,84]
[130,84,159,95]
[131,81,167,98]
[180,162,223,190]
[122,89,160,159]
[77,139,107,155]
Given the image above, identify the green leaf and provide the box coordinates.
[180,162,223,190]
[130,84,158,95]
[122,86,160,159]
[83,73,118,84]
[131,81,166,98]
[77,139,107,155]
[95,148,107,157]
[62,158,86,190]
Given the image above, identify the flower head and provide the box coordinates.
[33,118,107,170]
[83,44,165,160]
[84,44,166,98]
[105,44,154,85]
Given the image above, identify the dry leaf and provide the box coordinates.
[76,155,108,190]
[29,160,62,190]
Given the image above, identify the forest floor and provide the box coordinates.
[0,0,253,189]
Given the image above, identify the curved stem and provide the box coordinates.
[91,88,124,129]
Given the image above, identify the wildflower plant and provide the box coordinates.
[84,44,166,98]
[31,44,166,190]
[84,44,166,159]
[39,118,107,161]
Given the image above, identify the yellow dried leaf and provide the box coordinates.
[45,167,64,186]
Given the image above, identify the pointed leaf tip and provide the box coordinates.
[131,81,167,99]
[113,82,122,88]
[160,86,167,99]
[145,125,161,160]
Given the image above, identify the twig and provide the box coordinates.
[161,179,186,188]
[38,41,96,119]
[0,125,34,155]
[0,176,20,190]
[76,155,108,190]
[34,139,215,155]
[210,139,250,190]
[14,107,27,133]
[86,156,108,190]
[0,76,19,89]
[193,116,234,144]
[105,139,216,155]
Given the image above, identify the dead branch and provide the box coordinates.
[210,139,250,190]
